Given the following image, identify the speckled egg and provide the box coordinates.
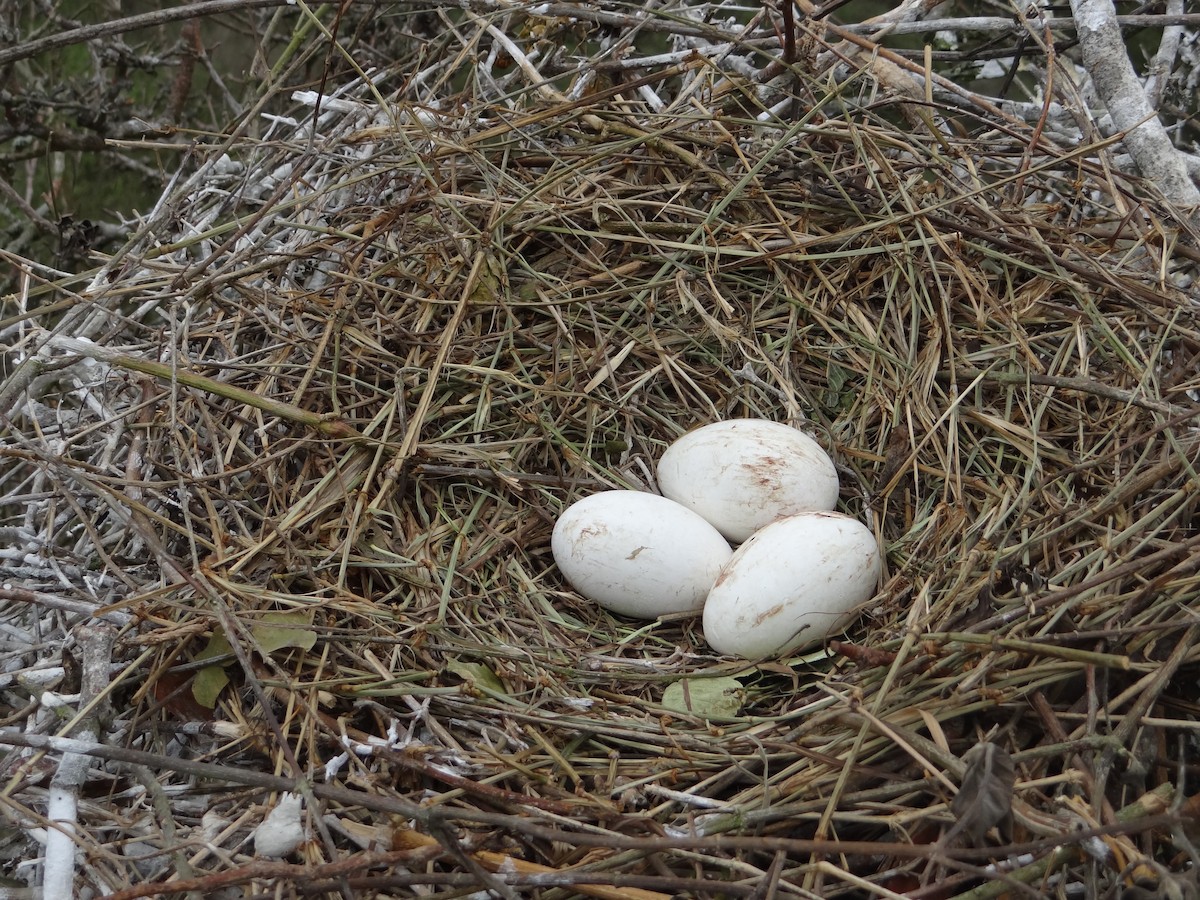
[703,511,880,658]
[657,419,839,543]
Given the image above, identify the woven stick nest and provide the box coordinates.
[3,5,1200,898]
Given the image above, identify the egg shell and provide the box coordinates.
[552,491,733,619]
[657,419,839,543]
[703,511,880,658]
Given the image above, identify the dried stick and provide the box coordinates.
[391,827,673,900]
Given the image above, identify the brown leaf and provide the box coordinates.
[949,741,1015,845]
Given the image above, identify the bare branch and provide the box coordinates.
[1069,0,1200,222]
[1144,0,1186,109]
[0,0,292,67]
[839,13,1200,36]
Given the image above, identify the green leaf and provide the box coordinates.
[445,659,506,694]
[251,610,318,654]
[661,676,744,718]
[191,631,232,709]
[192,665,230,709]
[190,610,317,707]
[194,631,232,662]
[823,362,851,410]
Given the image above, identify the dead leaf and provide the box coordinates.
[949,740,1015,845]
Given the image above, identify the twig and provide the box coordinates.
[392,827,673,900]
[37,334,369,445]
[836,14,1200,36]
[923,632,1131,670]
[1144,0,1186,109]
[945,367,1197,418]
[41,623,118,898]
[0,585,131,627]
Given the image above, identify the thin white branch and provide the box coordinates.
[465,10,566,104]
[841,16,1018,36]
[41,624,118,899]
[840,13,1200,37]
[1144,0,1185,109]
[0,585,131,627]
[858,0,944,27]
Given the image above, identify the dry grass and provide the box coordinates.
[3,4,1200,898]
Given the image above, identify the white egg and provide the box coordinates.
[657,419,839,543]
[703,512,880,658]
[552,491,733,619]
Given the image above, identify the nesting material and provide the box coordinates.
[253,793,306,859]
[2,5,1198,897]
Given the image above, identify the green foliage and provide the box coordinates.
[192,610,318,708]
[662,675,746,719]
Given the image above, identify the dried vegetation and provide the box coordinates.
[3,3,1200,898]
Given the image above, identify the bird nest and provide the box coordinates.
[3,5,1200,898]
